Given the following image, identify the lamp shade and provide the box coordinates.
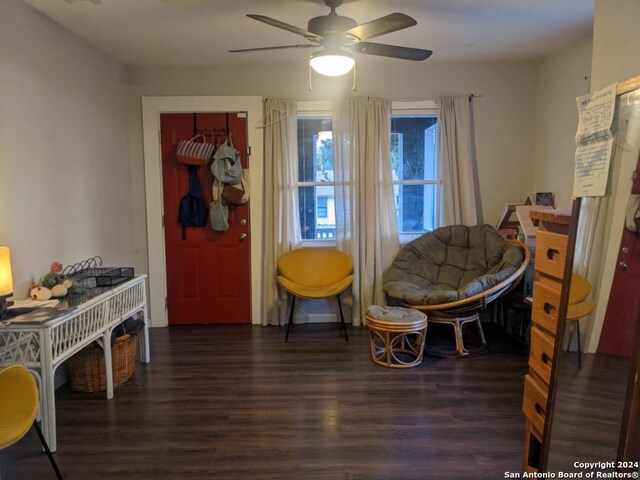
[310,51,355,77]
[0,246,14,298]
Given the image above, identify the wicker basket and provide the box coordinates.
[66,334,137,393]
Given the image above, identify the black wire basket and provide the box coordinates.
[62,257,134,289]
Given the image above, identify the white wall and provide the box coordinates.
[533,35,593,210]
[591,0,640,92]
[586,0,640,352]
[0,0,131,298]
[127,60,539,278]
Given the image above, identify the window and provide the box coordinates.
[298,111,335,240]
[391,113,439,236]
[297,101,439,243]
[317,196,328,218]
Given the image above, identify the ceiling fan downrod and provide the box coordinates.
[324,0,343,12]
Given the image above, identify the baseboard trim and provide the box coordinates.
[305,313,337,324]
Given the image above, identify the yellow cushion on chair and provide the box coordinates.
[277,248,354,294]
[569,273,592,305]
[566,273,595,321]
[0,365,39,449]
[567,301,596,321]
[278,274,355,299]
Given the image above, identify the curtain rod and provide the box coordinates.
[291,94,484,103]
[392,94,483,102]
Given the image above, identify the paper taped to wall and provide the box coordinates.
[573,83,617,197]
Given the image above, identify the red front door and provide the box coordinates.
[161,112,251,324]
[598,153,640,356]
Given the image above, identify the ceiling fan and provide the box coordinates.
[229,0,432,77]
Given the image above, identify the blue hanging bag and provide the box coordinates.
[178,165,208,240]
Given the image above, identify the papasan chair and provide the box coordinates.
[383,224,530,357]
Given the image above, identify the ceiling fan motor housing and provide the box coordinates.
[307,14,357,37]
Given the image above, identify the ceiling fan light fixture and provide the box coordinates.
[309,51,355,77]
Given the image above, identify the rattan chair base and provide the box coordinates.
[424,312,487,357]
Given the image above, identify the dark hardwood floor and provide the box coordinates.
[2,323,531,480]
[547,352,630,471]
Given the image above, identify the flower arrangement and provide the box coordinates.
[41,262,64,289]
[30,261,75,300]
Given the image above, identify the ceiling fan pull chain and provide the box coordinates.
[308,60,313,92]
[352,63,357,92]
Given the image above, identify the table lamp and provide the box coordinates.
[0,246,14,320]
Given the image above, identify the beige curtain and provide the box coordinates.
[261,99,302,326]
[438,96,478,226]
[333,97,400,326]
[574,196,608,277]
[570,196,607,351]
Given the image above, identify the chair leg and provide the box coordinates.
[576,320,582,369]
[452,320,468,356]
[566,320,575,352]
[33,421,63,480]
[336,294,349,343]
[285,295,295,343]
[475,315,487,347]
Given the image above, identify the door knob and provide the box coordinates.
[239,233,247,241]
[619,261,628,271]
[239,219,247,226]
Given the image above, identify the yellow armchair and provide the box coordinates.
[277,248,354,342]
[0,365,63,479]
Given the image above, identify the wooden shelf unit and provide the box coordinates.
[522,206,577,472]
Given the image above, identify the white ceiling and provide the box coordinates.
[24,0,594,67]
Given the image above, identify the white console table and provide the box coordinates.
[0,275,150,452]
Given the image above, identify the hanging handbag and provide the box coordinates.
[210,136,243,185]
[221,170,250,205]
[222,181,245,205]
[176,135,215,166]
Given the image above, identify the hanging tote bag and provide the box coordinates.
[209,202,229,231]
[210,136,243,185]
[210,180,229,232]
[176,135,215,166]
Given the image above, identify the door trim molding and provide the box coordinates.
[142,96,264,327]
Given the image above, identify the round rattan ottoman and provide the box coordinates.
[365,306,428,368]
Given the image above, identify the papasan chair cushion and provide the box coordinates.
[383,224,524,306]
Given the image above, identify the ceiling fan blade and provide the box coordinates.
[246,14,323,42]
[345,13,417,41]
[229,44,315,53]
[351,42,432,61]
